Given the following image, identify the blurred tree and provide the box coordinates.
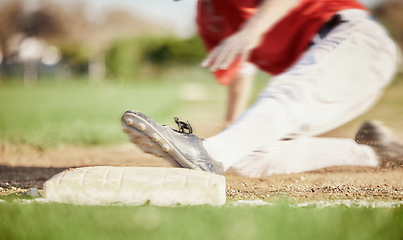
[19,6,64,38]
[145,36,205,65]
[0,0,66,81]
[85,8,171,81]
[105,35,205,80]
[0,0,23,78]
[0,0,189,81]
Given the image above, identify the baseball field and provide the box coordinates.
[0,69,402,239]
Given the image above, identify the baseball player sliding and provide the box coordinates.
[121,0,402,177]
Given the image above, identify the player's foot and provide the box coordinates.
[355,120,403,168]
[121,110,224,175]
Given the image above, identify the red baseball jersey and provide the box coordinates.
[196,0,367,85]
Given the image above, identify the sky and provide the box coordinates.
[71,0,380,38]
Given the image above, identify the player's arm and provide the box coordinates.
[202,0,301,71]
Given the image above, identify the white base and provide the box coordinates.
[43,166,226,206]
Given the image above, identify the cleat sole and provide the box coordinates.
[121,111,199,170]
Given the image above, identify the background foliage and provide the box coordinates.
[105,35,206,79]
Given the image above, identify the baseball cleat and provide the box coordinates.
[355,120,403,169]
[121,110,224,175]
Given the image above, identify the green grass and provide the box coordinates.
[0,201,401,240]
[1,73,402,240]
[0,69,231,149]
[0,71,402,149]
[0,81,175,148]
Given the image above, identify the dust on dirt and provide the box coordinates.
[225,168,402,201]
[1,143,402,201]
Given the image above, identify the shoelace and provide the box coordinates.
[174,117,193,134]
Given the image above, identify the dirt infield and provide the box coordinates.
[1,143,402,201]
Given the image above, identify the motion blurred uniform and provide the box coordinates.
[197,0,368,84]
[122,0,398,177]
[197,0,398,176]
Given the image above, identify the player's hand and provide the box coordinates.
[201,28,263,71]
[200,0,298,71]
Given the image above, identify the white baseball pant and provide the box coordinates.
[203,9,398,176]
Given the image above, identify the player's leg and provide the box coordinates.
[227,137,379,177]
[225,63,256,127]
[203,10,398,171]
[121,10,397,174]
[229,120,403,177]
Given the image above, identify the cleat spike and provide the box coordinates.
[143,149,152,154]
[162,145,171,152]
[138,123,146,131]
[151,134,160,142]
[126,118,133,125]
